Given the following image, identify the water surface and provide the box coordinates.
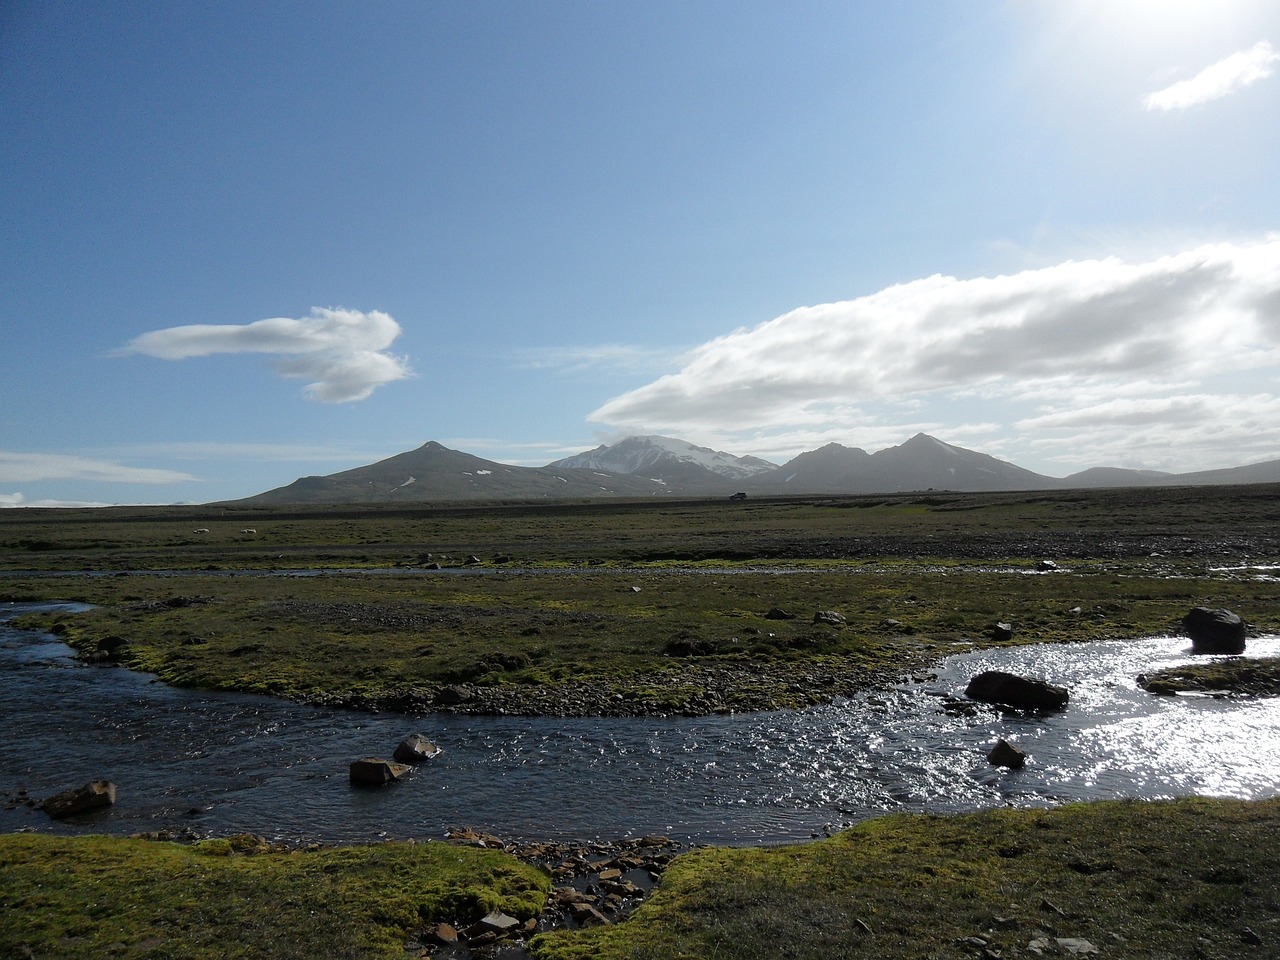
[3,601,1276,845]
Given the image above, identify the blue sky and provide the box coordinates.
[4,1,1280,506]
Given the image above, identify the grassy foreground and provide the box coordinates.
[530,798,1280,960]
[2,799,1275,959]
[0,833,548,959]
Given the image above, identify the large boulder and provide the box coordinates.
[965,670,1069,711]
[1182,607,1246,655]
[393,733,441,764]
[42,780,116,819]
[349,758,411,786]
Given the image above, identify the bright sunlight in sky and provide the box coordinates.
[2,1,1279,505]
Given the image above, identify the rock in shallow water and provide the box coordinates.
[965,670,1068,711]
[349,758,411,785]
[42,780,116,819]
[1182,606,1247,655]
[393,733,441,764]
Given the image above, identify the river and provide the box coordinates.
[3,601,1277,846]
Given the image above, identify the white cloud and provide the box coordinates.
[1143,41,1280,111]
[0,492,116,509]
[115,307,412,403]
[589,238,1280,473]
[0,452,200,484]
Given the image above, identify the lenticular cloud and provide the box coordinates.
[117,307,412,403]
[590,238,1280,434]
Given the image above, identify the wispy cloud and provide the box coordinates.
[517,344,681,375]
[114,307,412,402]
[590,238,1280,473]
[0,451,200,485]
[1143,41,1279,111]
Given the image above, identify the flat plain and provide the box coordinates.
[3,485,1280,958]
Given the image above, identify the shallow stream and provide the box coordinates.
[3,601,1277,846]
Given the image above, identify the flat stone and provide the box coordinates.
[348,758,411,785]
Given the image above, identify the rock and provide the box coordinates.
[96,635,129,655]
[465,909,521,940]
[348,758,411,785]
[1038,559,1059,571]
[435,684,474,706]
[571,903,610,926]
[1182,607,1247,654]
[987,738,1027,769]
[965,670,1069,711]
[424,923,458,946]
[764,607,796,620]
[991,622,1014,642]
[1056,938,1100,956]
[813,610,846,626]
[42,780,116,819]
[393,733,441,764]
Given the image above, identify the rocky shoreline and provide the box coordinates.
[107,825,687,957]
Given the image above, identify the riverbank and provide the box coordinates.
[6,487,1280,718]
[6,560,1276,717]
[4,798,1276,959]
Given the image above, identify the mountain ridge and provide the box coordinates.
[232,434,1280,504]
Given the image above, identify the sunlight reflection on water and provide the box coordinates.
[3,602,1278,845]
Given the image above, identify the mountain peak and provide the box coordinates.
[549,436,778,485]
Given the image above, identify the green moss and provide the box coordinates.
[0,834,549,960]
[530,798,1280,960]
[1139,656,1280,696]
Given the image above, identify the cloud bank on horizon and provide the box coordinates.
[1143,40,1279,111]
[589,238,1280,472]
[116,307,412,403]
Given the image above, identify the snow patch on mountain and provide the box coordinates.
[551,436,777,480]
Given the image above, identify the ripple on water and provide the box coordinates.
[2,602,1278,845]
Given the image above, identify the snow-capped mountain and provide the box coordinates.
[549,436,777,486]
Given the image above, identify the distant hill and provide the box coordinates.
[240,441,661,504]
[748,433,1055,495]
[233,435,1280,504]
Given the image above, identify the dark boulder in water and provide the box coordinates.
[393,733,441,764]
[42,780,116,819]
[966,670,1068,711]
[1182,607,1246,655]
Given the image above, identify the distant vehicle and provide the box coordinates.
[728,492,747,501]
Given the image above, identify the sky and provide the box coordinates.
[3,1,1280,506]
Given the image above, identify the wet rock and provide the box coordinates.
[987,738,1027,769]
[348,758,410,785]
[1182,606,1246,655]
[392,733,441,764]
[465,909,521,940]
[42,780,115,819]
[991,622,1014,642]
[966,670,1069,711]
[572,903,610,926]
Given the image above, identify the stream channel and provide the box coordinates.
[3,601,1278,847]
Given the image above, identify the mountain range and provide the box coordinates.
[234,434,1280,504]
